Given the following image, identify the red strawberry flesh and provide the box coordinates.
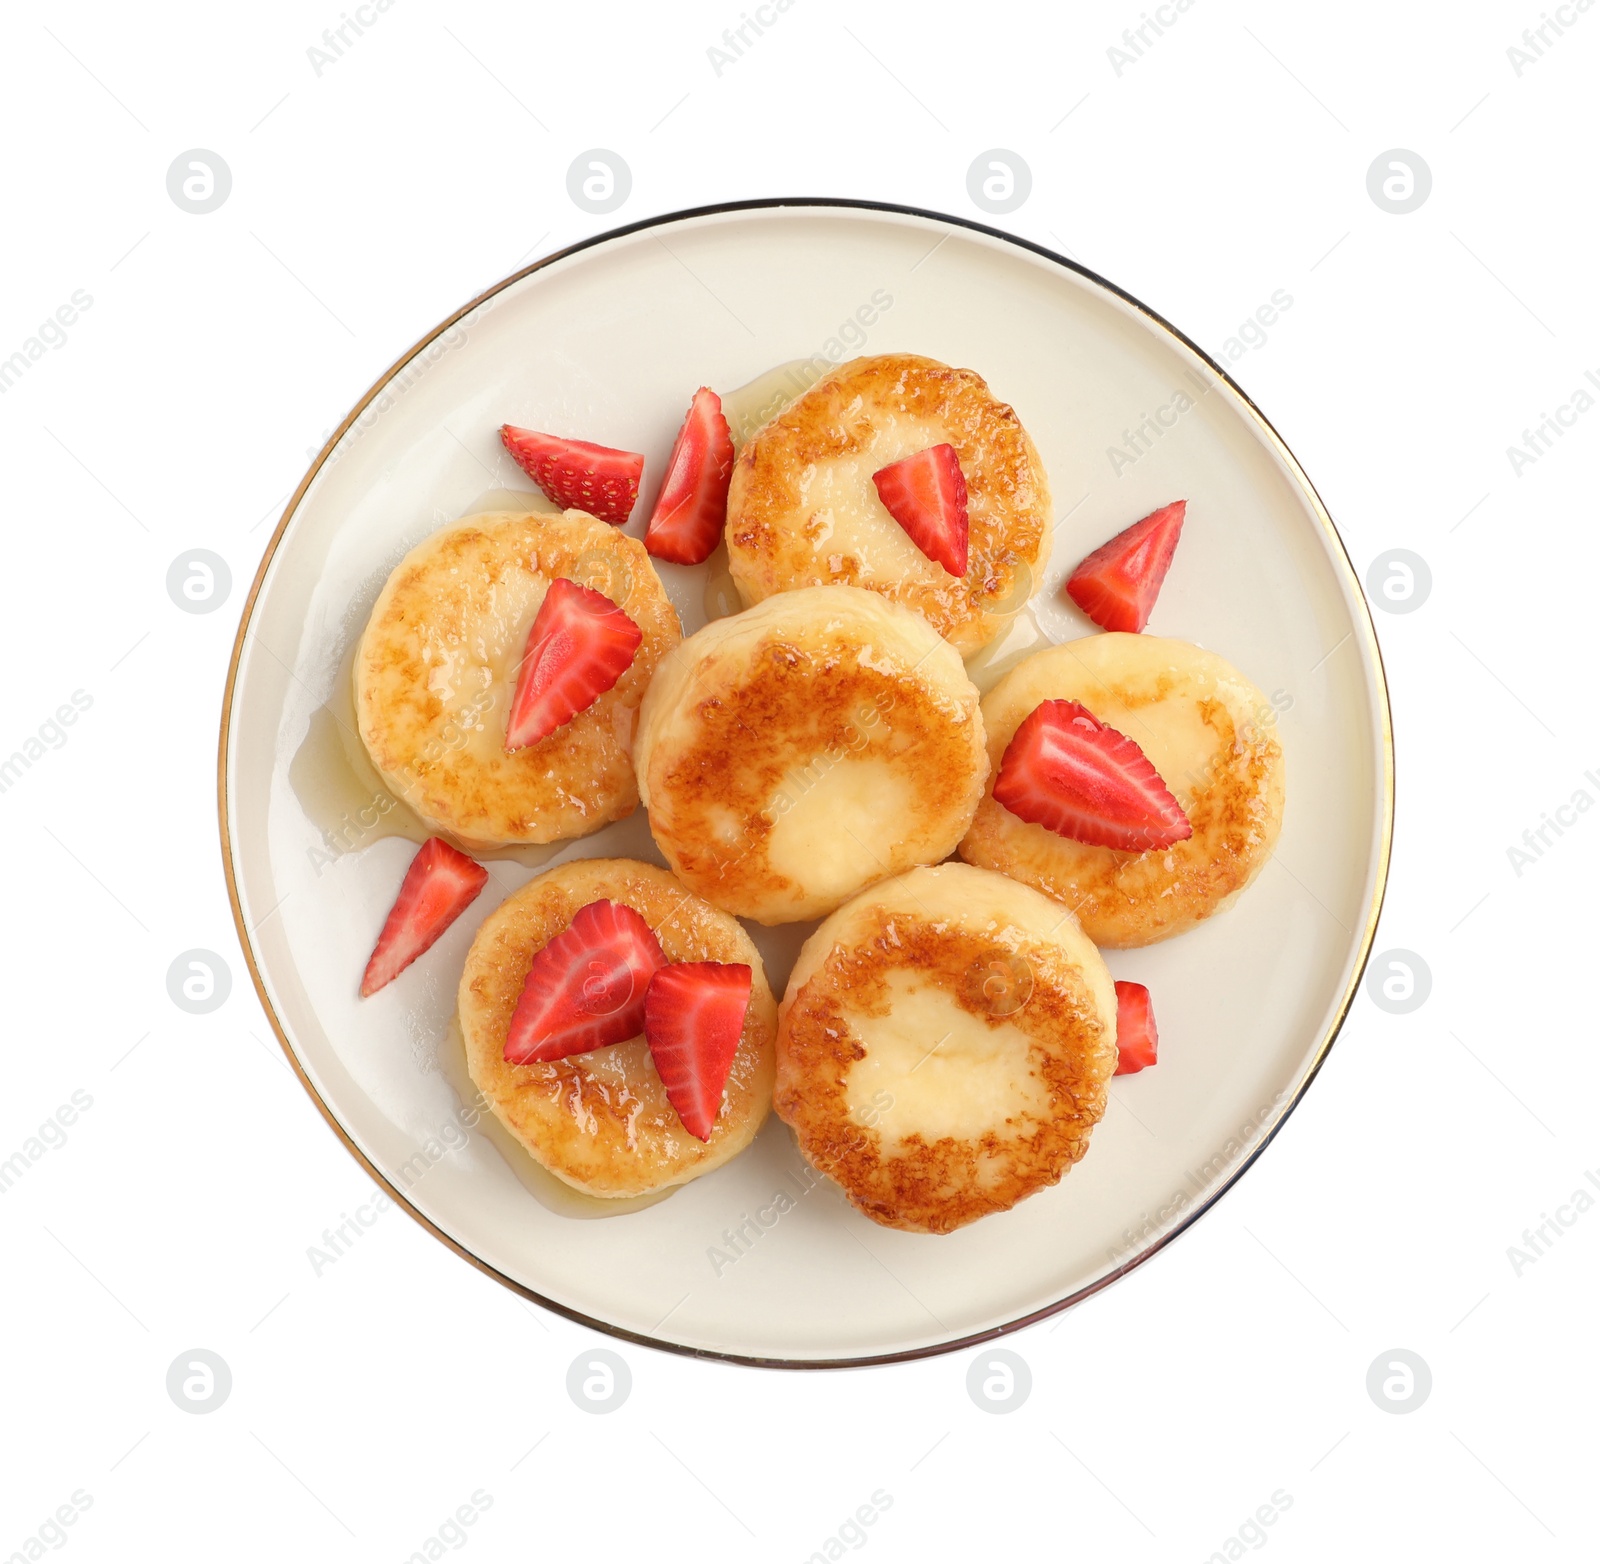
[504,576,641,752]
[499,425,644,526]
[360,838,488,997]
[645,387,734,566]
[1113,980,1158,1074]
[871,443,969,576]
[1065,500,1186,633]
[993,699,1192,851]
[503,899,667,1065]
[643,961,752,1142]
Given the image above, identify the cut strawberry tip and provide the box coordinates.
[503,899,667,1065]
[643,961,753,1142]
[645,387,735,567]
[360,838,488,997]
[993,698,1192,852]
[871,443,970,577]
[504,576,642,752]
[499,425,645,527]
[1064,500,1186,634]
[1113,980,1158,1074]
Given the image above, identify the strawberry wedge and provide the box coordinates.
[503,900,667,1065]
[1065,500,1186,633]
[993,699,1192,852]
[644,961,752,1142]
[505,577,642,752]
[500,425,644,526]
[360,839,488,997]
[645,387,734,565]
[1113,980,1158,1074]
[871,443,969,576]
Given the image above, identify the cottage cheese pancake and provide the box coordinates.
[775,863,1117,1234]
[635,585,989,924]
[459,858,776,1198]
[355,510,680,848]
[725,354,1051,655]
[960,634,1286,947]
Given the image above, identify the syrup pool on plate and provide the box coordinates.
[720,358,825,450]
[962,602,1051,695]
[700,542,741,622]
[440,1019,676,1220]
[701,361,829,622]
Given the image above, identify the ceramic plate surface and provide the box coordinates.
[220,200,1390,1366]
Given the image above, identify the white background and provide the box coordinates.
[2,0,1595,1559]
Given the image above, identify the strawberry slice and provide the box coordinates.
[505,577,642,752]
[871,443,969,576]
[643,961,752,1142]
[499,425,644,526]
[1065,500,1187,633]
[360,838,488,997]
[993,699,1192,851]
[1113,981,1158,1074]
[503,899,667,1065]
[645,387,735,565]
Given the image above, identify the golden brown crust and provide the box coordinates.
[775,866,1116,1234]
[959,635,1287,947]
[726,354,1051,655]
[356,511,681,848]
[635,587,988,924]
[459,858,776,1196]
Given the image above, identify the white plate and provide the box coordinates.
[220,200,1391,1366]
